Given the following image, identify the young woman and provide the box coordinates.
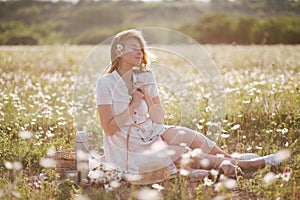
[96,29,281,181]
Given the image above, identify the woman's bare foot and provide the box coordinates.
[217,160,243,180]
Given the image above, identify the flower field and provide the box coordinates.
[0,45,299,199]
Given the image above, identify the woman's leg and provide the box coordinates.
[161,126,232,158]
[161,126,279,172]
[191,154,265,170]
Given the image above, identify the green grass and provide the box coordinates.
[0,45,299,199]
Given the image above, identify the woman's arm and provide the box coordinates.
[98,90,144,136]
[142,90,165,124]
[98,104,117,136]
[134,73,165,124]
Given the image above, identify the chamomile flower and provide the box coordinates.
[116,44,123,51]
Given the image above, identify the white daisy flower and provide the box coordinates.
[116,44,123,51]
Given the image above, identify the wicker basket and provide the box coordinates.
[54,148,77,177]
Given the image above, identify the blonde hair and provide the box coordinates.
[106,29,150,74]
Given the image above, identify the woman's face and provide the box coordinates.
[120,38,143,68]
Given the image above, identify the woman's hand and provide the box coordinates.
[134,80,147,96]
[217,161,243,180]
[130,89,144,108]
[133,79,165,124]
[98,87,144,136]
[132,79,149,105]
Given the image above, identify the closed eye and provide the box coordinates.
[131,45,142,51]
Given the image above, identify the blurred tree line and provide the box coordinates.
[0,0,299,45]
[181,14,300,44]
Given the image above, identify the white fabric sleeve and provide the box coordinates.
[96,77,112,105]
[145,73,159,99]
